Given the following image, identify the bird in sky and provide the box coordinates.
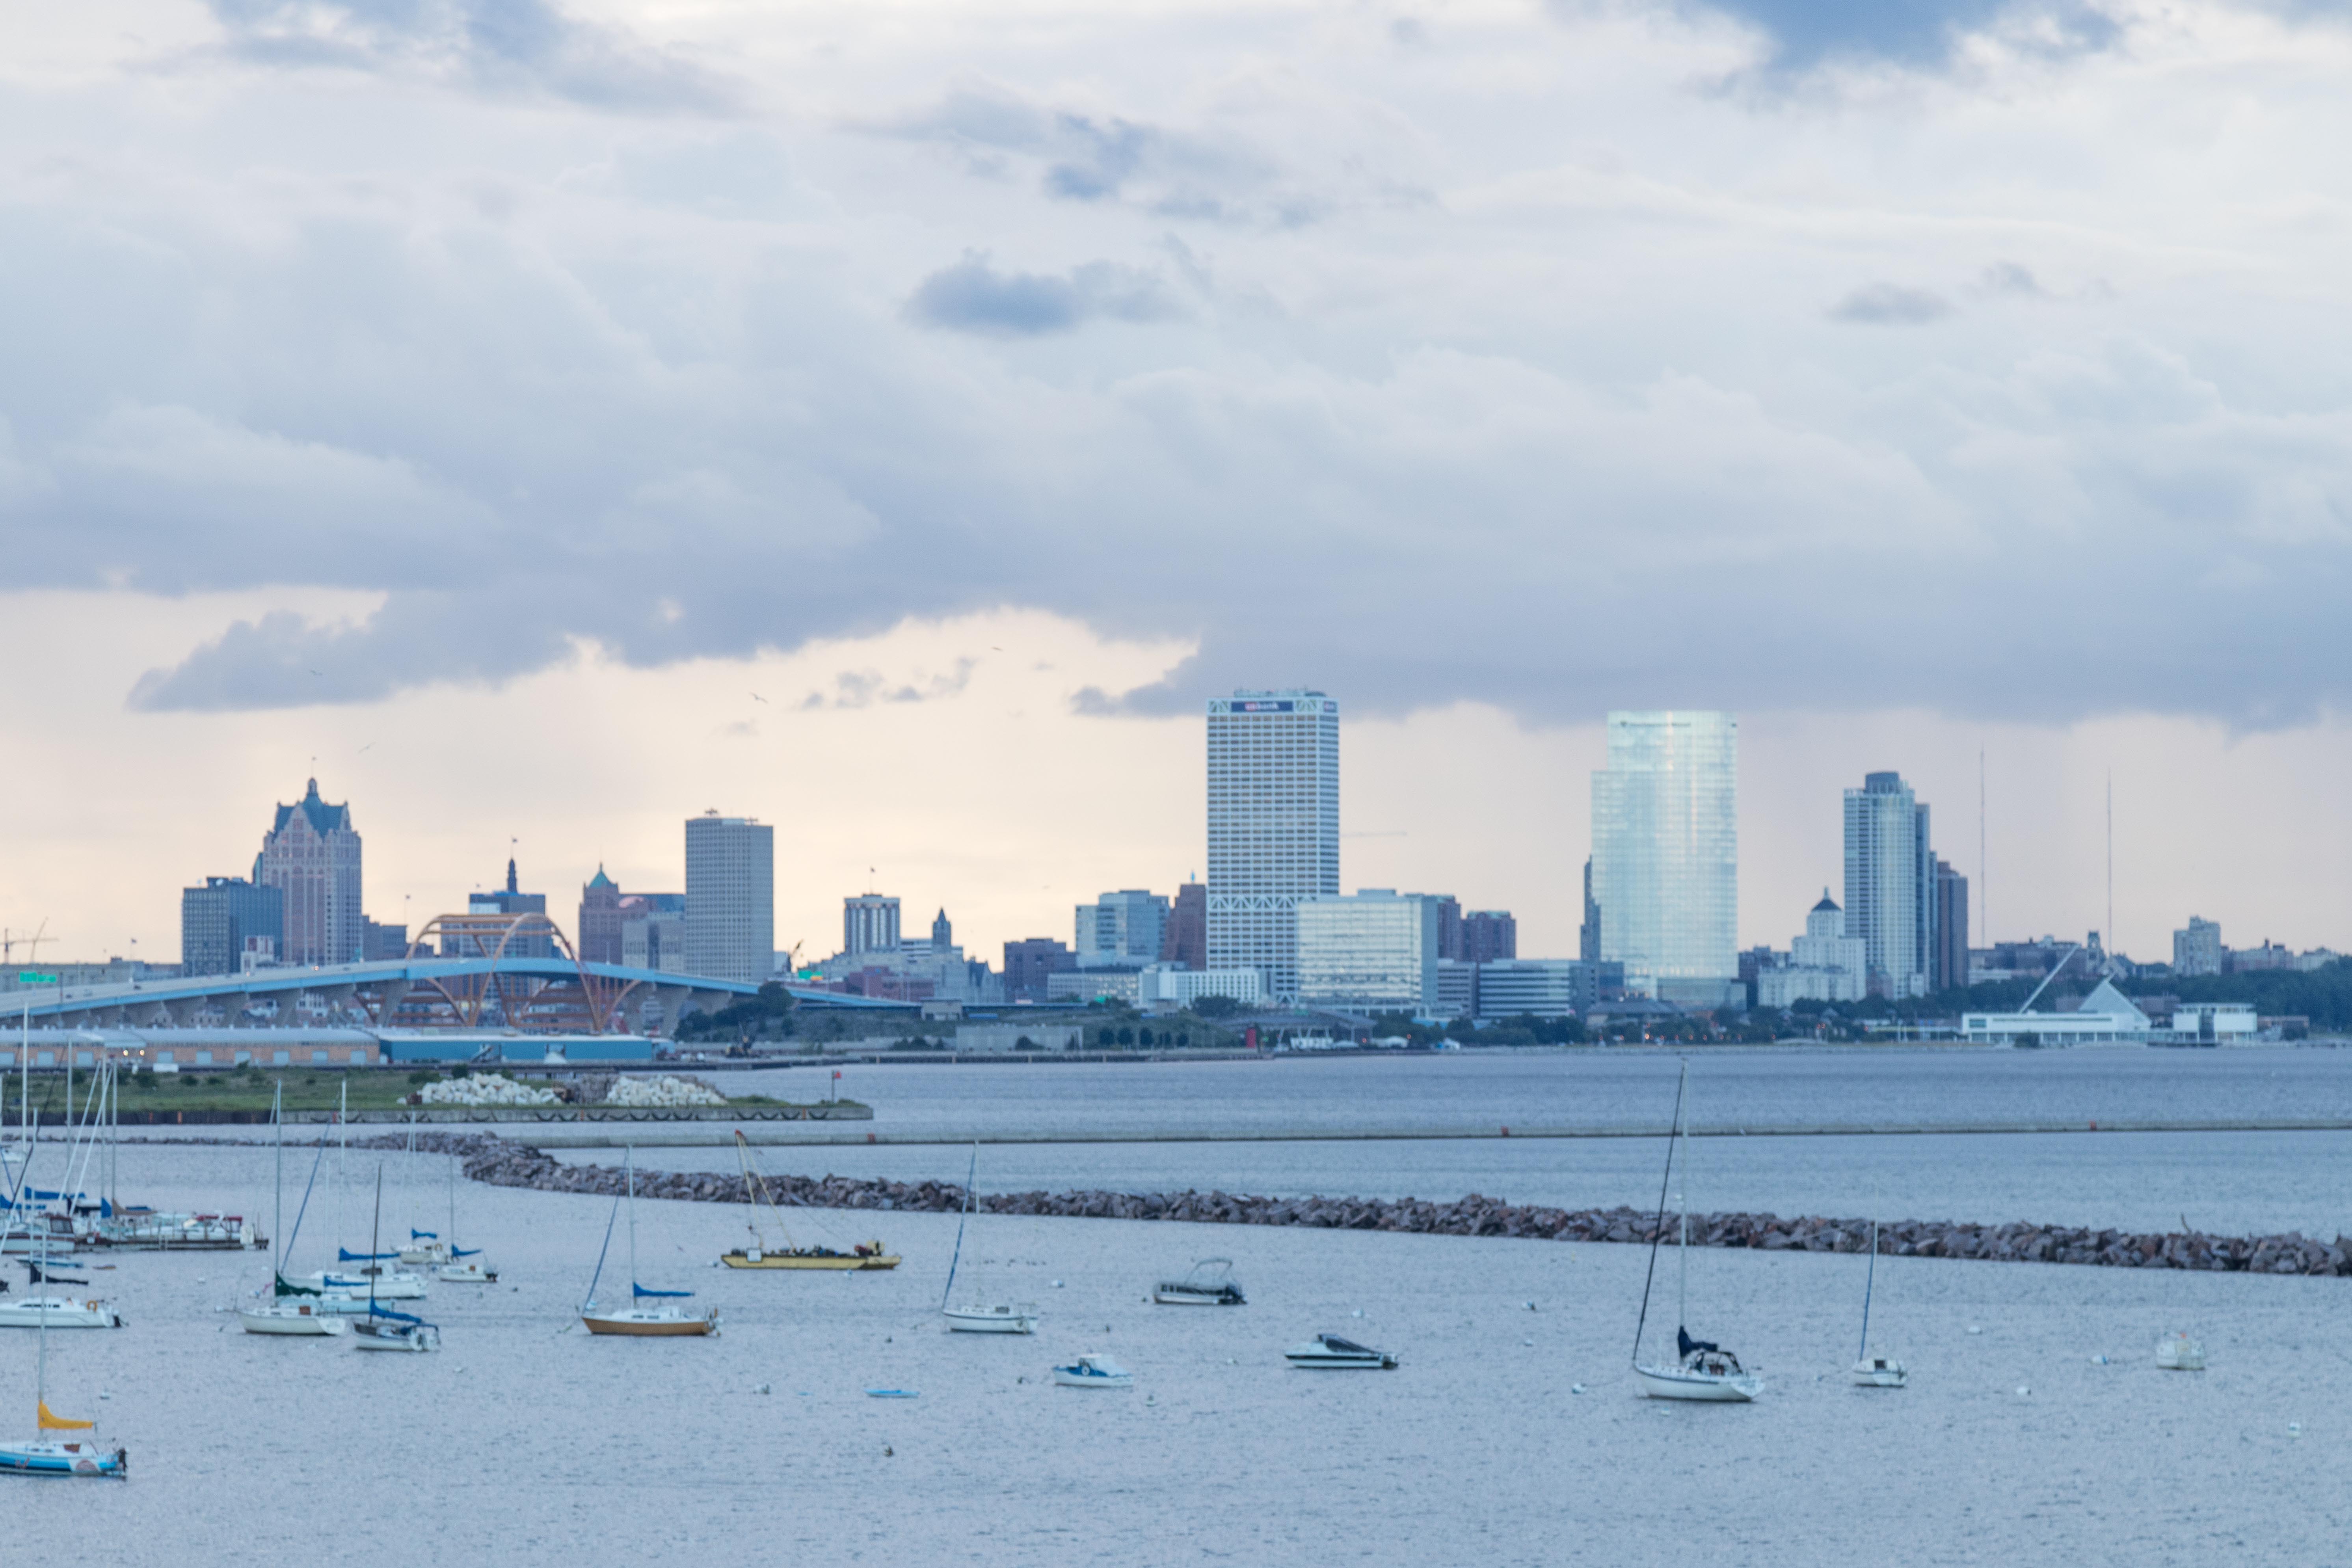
[751,692,768,703]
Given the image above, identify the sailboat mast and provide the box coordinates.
[942,1140,978,1310]
[335,1080,347,1261]
[1676,1071,1690,1332]
[1858,1219,1879,1362]
[273,1083,284,1274]
[626,1146,638,1289]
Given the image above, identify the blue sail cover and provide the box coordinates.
[409,1229,438,1241]
[366,1304,428,1326]
[452,1246,482,1258]
[340,1247,398,1263]
[632,1282,692,1299]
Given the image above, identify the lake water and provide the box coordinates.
[15,1049,2348,1564]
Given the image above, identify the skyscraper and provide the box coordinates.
[180,876,283,976]
[1589,712,1738,1006]
[1159,880,1208,970]
[1579,857,1600,962]
[1076,890,1170,967]
[1843,772,1936,998]
[1206,689,1340,1002]
[578,866,623,965]
[684,812,774,984]
[257,778,363,966]
[1460,910,1518,964]
[1933,859,1969,992]
[843,894,902,958]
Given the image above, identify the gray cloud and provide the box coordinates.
[1978,261,2049,297]
[801,660,979,710]
[906,254,1187,337]
[203,0,739,112]
[1829,283,1956,324]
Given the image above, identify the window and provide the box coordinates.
[195,1051,213,1066]
[312,1050,330,1065]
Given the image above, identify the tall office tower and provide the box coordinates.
[1206,689,1341,1001]
[468,858,552,957]
[578,867,623,965]
[1076,889,1171,967]
[684,811,774,984]
[257,778,364,966]
[843,894,902,958]
[1843,772,1936,998]
[1434,896,1464,961]
[1933,859,1969,992]
[1159,881,1208,969]
[180,876,284,976]
[1579,858,1600,963]
[1461,910,1518,964]
[1590,712,1738,1006]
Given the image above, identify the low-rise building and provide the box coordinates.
[1756,893,1867,1008]
[1296,890,1444,1014]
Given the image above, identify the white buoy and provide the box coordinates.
[2015,1385,2031,1397]
[1967,1326,1984,1335]
[1570,1383,1587,1395]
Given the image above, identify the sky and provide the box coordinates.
[2,0,2349,969]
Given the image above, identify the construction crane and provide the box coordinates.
[2,919,52,969]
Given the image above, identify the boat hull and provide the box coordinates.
[0,1302,122,1331]
[1053,1370,1133,1389]
[1850,1359,1908,1388]
[0,1440,127,1479]
[432,1263,498,1285]
[240,1306,348,1336]
[944,1306,1036,1334]
[352,1321,440,1352]
[581,1311,718,1337]
[723,1250,900,1271]
[1636,1364,1762,1401]
[1153,1289,1245,1306]
[1284,1353,1396,1369]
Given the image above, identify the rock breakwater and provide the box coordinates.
[362,1132,2352,1278]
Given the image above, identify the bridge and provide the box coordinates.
[4,911,904,1037]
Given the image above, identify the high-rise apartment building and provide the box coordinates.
[1206,689,1340,1002]
[1296,890,1443,1013]
[180,876,284,977]
[685,812,774,984]
[578,866,623,965]
[2173,916,2223,977]
[1460,910,1517,964]
[843,894,902,958]
[1435,896,1464,961]
[1933,859,1969,992]
[1159,881,1208,969]
[257,778,364,966]
[1077,889,1170,967]
[1002,937,1076,1001]
[1843,772,1936,999]
[1590,712,1738,1005]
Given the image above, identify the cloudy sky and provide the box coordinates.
[4,0,2348,967]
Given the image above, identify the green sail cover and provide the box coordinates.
[275,1272,322,1298]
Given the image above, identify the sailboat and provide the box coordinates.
[720,1130,898,1270]
[0,1141,127,1479]
[941,1143,1036,1334]
[0,1116,123,1333]
[241,1085,348,1337]
[579,1149,718,1337]
[430,1153,498,1285]
[1632,1062,1761,1402]
[398,1121,450,1267]
[300,1085,427,1304]
[350,1169,440,1353]
[1850,1219,1907,1387]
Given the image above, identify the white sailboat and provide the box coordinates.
[1849,1219,1907,1388]
[579,1149,718,1337]
[0,1138,127,1479]
[300,1085,426,1304]
[941,1144,1036,1335]
[398,1120,450,1266]
[241,1085,347,1337]
[1632,1063,1761,1402]
[350,1168,440,1353]
[430,1153,497,1285]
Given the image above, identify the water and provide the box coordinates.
[14,1050,2347,1563]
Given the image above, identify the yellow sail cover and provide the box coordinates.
[39,1400,95,1431]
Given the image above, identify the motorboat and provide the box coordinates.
[1851,1355,1909,1389]
[1631,1064,1762,1404]
[1153,1259,1245,1306]
[432,1259,499,1285]
[2156,1332,2206,1371]
[1053,1355,1133,1389]
[87,1213,256,1253]
[940,1144,1036,1335]
[0,1298,123,1331]
[1284,1334,1397,1370]
[944,1303,1039,1335]
[398,1235,451,1267]
[238,1301,348,1337]
[577,1150,718,1338]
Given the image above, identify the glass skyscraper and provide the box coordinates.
[1843,771,1935,998]
[1206,689,1340,1002]
[1590,711,1738,1003]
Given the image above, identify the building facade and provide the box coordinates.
[1295,890,1442,1014]
[1207,689,1341,1002]
[843,894,902,960]
[620,893,687,973]
[361,919,408,961]
[1469,958,1617,1020]
[180,876,284,977]
[1159,882,1208,970]
[1077,889,1170,967]
[1590,712,1738,1006]
[578,867,623,965]
[466,859,551,958]
[2173,916,2223,976]
[684,813,774,984]
[1579,858,1600,962]
[1003,937,1076,1001]
[1755,892,1868,1008]
[1843,771,1935,999]
[1460,910,1517,964]
[1933,859,1969,992]
[257,778,364,967]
